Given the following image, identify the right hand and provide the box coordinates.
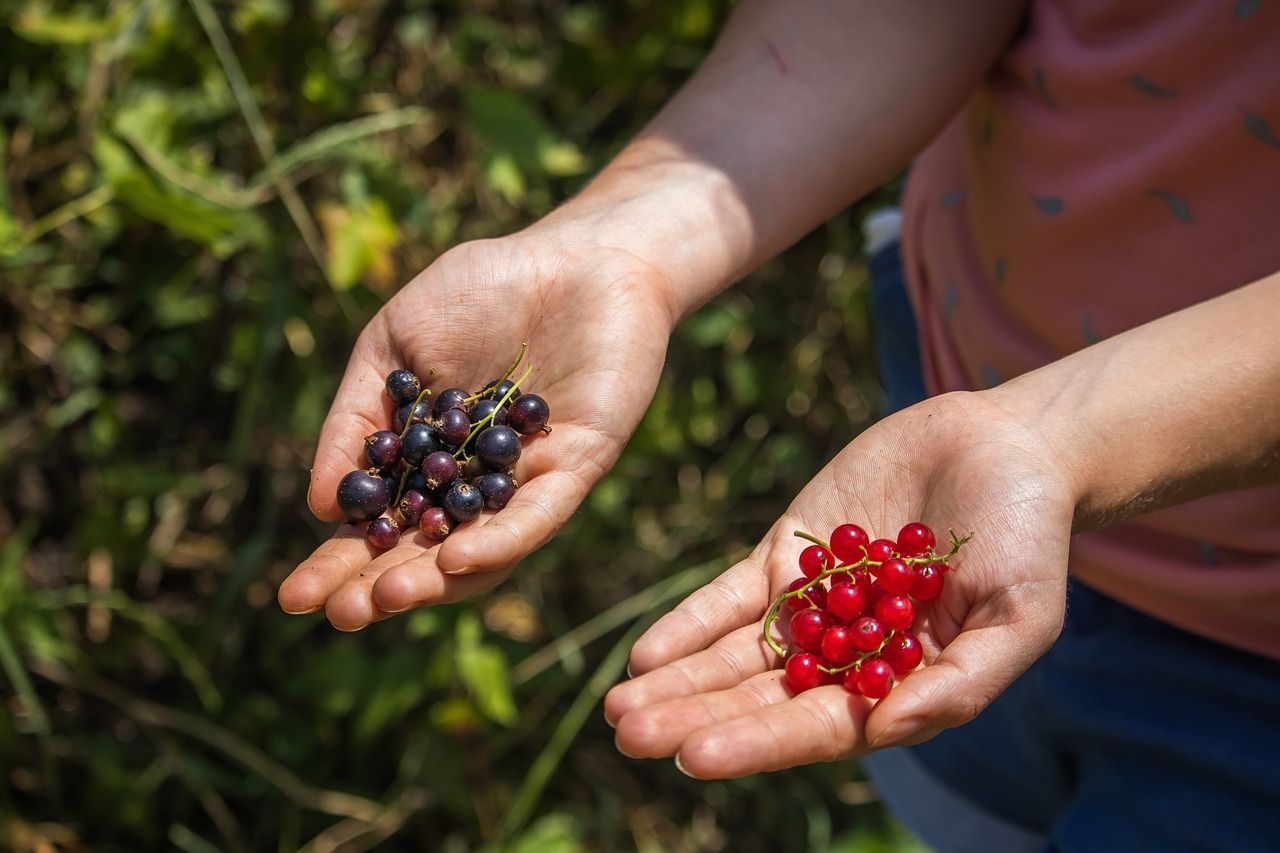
[277,219,676,629]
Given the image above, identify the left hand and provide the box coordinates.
[604,390,1076,778]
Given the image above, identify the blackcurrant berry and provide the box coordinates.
[364,430,402,469]
[439,408,471,447]
[462,455,487,479]
[419,506,452,541]
[484,378,521,402]
[476,425,521,469]
[405,470,429,495]
[469,398,507,427]
[401,423,444,466]
[474,472,516,510]
[442,481,483,523]
[434,387,468,416]
[367,516,401,551]
[397,490,431,526]
[385,370,421,404]
[393,398,432,433]
[336,469,391,521]
[421,451,460,491]
[507,394,549,435]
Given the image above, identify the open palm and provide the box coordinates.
[278,230,673,629]
[605,391,1076,777]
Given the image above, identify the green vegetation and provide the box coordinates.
[1,1,911,849]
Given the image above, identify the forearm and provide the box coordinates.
[545,0,1025,320]
[991,274,1280,529]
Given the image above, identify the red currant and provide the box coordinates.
[842,666,862,695]
[897,522,936,557]
[799,545,834,579]
[871,557,914,595]
[827,581,868,622]
[784,653,824,693]
[864,538,897,563]
[875,594,916,632]
[830,523,870,563]
[910,564,944,601]
[856,658,894,698]
[881,631,924,674]
[820,625,858,666]
[849,616,885,652]
[789,609,830,653]
[785,577,827,611]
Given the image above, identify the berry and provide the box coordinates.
[881,632,923,675]
[401,423,444,466]
[336,469,391,521]
[856,658,894,698]
[820,625,858,666]
[475,472,516,510]
[469,398,507,426]
[875,595,916,632]
[910,564,945,601]
[419,506,452,541]
[830,523,870,563]
[789,609,829,653]
[849,616,885,652]
[785,578,826,611]
[462,455,487,479]
[842,667,862,695]
[897,522,936,557]
[439,408,471,446]
[507,394,550,435]
[393,398,432,433]
[433,387,468,416]
[385,370,421,403]
[784,653,824,693]
[397,490,430,526]
[871,558,914,595]
[364,431,402,469]
[476,425,521,469]
[421,451,460,491]
[405,470,429,495]
[798,545,833,579]
[827,581,868,622]
[864,538,897,563]
[366,516,401,551]
[442,481,484,523]
[484,378,521,402]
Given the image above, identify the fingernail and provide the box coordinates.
[280,605,322,615]
[614,739,638,759]
[674,753,700,779]
[626,664,634,679]
[439,565,473,575]
[869,715,924,749]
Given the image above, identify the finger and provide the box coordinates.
[864,580,1064,749]
[308,325,395,522]
[278,527,380,614]
[614,670,792,758]
[626,558,771,675]
[432,425,596,575]
[603,624,778,726]
[675,684,873,779]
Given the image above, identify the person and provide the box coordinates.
[279,2,1280,848]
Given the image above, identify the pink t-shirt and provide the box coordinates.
[901,0,1280,658]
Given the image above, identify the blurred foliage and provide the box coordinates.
[0,1,912,850]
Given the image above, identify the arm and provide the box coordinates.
[280,0,1028,627]
[606,273,1280,777]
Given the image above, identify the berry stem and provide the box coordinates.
[393,386,434,506]
[453,364,533,459]
[792,530,830,549]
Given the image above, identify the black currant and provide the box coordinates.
[364,430,401,469]
[419,506,452,541]
[476,425,521,469]
[483,378,521,402]
[397,490,431,526]
[474,472,516,510]
[470,398,507,426]
[393,398,433,433]
[439,408,471,447]
[462,455,487,479]
[507,394,550,435]
[337,469,391,521]
[421,451,460,491]
[367,516,401,551]
[443,481,484,523]
[401,423,444,465]
[434,387,469,416]
[385,369,421,404]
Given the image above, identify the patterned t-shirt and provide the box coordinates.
[901,0,1280,658]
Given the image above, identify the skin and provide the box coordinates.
[282,0,1280,775]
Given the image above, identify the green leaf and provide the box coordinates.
[12,2,125,45]
[455,613,517,726]
[506,814,585,853]
[465,87,584,178]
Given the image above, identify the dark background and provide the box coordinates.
[0,1,916,849]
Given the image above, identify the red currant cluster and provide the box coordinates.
[765,522,971,699]
[334,347,550,551]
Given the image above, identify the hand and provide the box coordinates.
[604,391,1076,778]
[278,221,675,629]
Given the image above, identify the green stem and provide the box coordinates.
[452,364,532,459]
